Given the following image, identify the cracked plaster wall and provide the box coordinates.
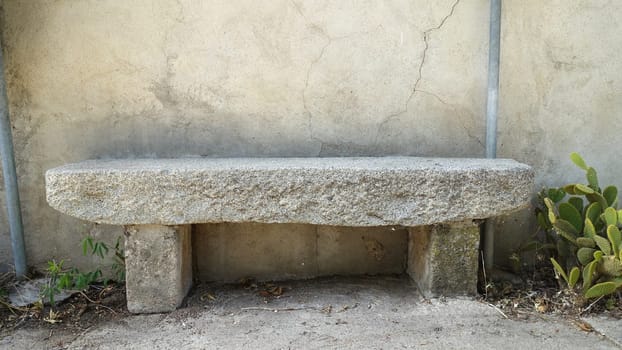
[0,0,619,273]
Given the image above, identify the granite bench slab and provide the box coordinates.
[45,157,534,313]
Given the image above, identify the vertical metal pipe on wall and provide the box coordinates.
[484,0,502,271]
[0,38,26,278]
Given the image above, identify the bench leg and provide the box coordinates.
[407,220,480,297]
[124,224,193,313]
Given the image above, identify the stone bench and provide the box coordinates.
[45,157,533,313]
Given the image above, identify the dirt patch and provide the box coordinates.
[482,261,622,322]
[0,271,128,342]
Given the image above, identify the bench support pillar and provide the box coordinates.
[124,224,193,314]
[407,220,480,297]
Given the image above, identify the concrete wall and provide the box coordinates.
[0,0,620,275]
[194,224,407,281]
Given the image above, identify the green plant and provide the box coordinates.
[41,259,65,306]
[509,188,565,275]
[41,235,125,306]
[111,236,126,282]
[41,259,103,306]
[540,153,622,299]
[82,235,109,259]
[82,234,125,283]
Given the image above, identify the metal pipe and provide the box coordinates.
[0,40,26,278]
[484,0,501,271]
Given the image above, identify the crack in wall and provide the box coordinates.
[290,0,331,148]
[303,40,331,145]
[375,0,461,144]
[290,0,330,40]
[414,0,461,93]
[291,0,384,154]
[417,89,451,107]
[303,29,383,154]
[417,90,484,148]
[150,0,186,112]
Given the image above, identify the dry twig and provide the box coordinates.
[241,306,319,312]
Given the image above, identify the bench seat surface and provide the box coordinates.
[46,157,533,226]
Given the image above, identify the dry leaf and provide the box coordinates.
[536,303,548,313]
[44,309,62,324]
[269,286,283,296]
[200,292,217,301]
[239,277,258,290]
[258,285,284,298]
[337,303,359,313]
[576,321,593,332]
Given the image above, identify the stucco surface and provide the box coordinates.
[0,0,620,271]
[194,223,408,281]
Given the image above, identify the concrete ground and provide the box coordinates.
[1,276,620,349]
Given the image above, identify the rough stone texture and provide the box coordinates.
[46,157,533,226]
[407,221,480,297]
[125,224,192,314]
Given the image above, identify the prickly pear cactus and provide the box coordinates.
[540,153,622,298]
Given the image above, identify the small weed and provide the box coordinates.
[41,259,64,306]
[43,309,62,324]
[111,236,126,283]
[82,235,109,259]
[41,235,125,308]
[82,235,125,283]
